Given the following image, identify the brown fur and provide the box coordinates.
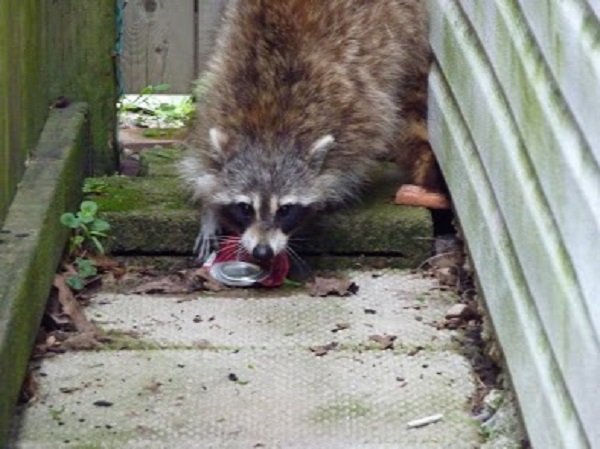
[185,0,442,192]
[182,0,444,259]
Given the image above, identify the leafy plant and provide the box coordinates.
[118,83,194,131]
[66,257,98,291]
[83,178,109,195]
[60,200,110,292]
[60,200,111,256]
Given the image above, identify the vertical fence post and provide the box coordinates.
[196,0,228,77]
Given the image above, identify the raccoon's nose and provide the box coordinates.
[252,244,274,262]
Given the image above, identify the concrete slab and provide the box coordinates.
[89,272,456,351]
[10,270,483,448]
[11,350,477,449]
[91,166,434,266]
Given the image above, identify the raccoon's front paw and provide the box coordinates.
[194,233,216,263]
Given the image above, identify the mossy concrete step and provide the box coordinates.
[90,149,434,268]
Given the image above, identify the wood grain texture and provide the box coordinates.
[0,0,48,224]
[197,0,228,76]
[45,0,118,175]
[122,0,196,93]
[0,0,9,223]
[1,0,119,224]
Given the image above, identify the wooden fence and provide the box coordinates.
[0,0,118,225]
[121,0,228,94]
[428,1,600,447]
[0,0,46,226]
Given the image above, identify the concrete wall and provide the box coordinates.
[427,1,600,448]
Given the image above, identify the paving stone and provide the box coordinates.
[10,270,482,449]
[88,272,456,351]
[11,350,478,449]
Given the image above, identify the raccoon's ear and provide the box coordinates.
[208,128,229,161]
[308,135,335,172]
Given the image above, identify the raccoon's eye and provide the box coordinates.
[224,202,254,228]
[277,205,294,218]
[236,202,253,217]
[276,204,307,233]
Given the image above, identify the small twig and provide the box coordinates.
[406,413,444,429]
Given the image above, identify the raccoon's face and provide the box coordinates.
[206,129,336,262]
[219,195,312,262]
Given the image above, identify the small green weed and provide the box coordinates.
[61,200,110,256]
[83,178,109,195]
[66,257,98,291]
[119,83,194,131]
[60,200,110,291]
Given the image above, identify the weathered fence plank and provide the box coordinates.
[0,0,49,225]
[45,0,118,175]
[0,2,9,223]
[0,0,118,223]
[122,0,196,94]
[197,0,228,76]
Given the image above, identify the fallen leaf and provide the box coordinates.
[309,342,339,356]
[193,339,212,349]
[308,277,359,297]
[368,334,397,350]
[331,322,351,333]
[444,318,463,330]
[60,332,103,351]
[192,267,225,292]
[143,381,163,394]
[408,346,424,356]
[89,254,123,273]
[18,371,39,404]
[53,274,97,333]
[59,387,81,394]
[445,303,479,321]
[128,268,225,294]
[128,276,193,294]
[434,266,460,287]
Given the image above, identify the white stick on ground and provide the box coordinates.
[406,413,444,429]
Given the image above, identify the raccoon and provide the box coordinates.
[181,0,442,263]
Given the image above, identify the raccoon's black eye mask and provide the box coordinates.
[223,202,254,230]
[275,204,310,233]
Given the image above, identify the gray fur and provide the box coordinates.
[181,0,430,261]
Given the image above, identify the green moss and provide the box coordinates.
[87,160,431,266]
[71,444,104,449]
[98,330,236,352]
[334,341,438,354]
[311,398,371,422]
[87,176,191,213]
[98,330,164,351]
[139,147,184,177]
